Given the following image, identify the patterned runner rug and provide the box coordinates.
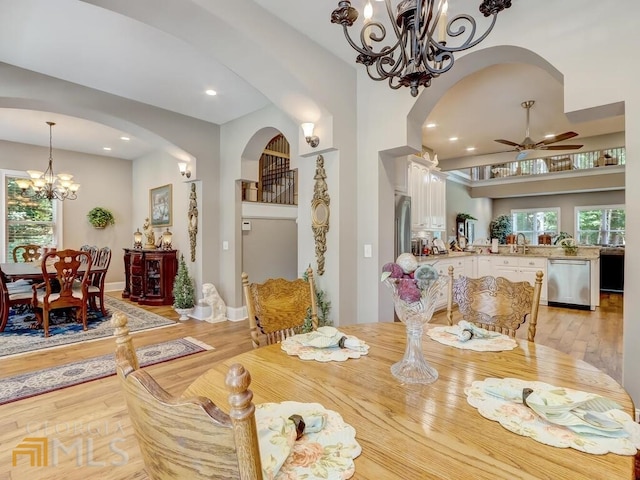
[0,337,214,405]
[0,296,176,358]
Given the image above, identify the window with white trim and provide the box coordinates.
[511,208,560,245]
[2,171,61,262]
[575,205,625,246]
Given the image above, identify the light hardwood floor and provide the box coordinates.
[0,291,623,480]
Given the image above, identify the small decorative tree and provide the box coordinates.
[302,268,332,333]
[173,254,195,320]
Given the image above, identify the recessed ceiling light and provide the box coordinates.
[426,123,437,129]
[449,137,458,142]
[205,89,217,96]
[120,136,130,141]
[466,147,476,152]
[103,147,112,151]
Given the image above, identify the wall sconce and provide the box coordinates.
[178,162,191,178]
[161,228,173,250]
[301,123,319,148]
[133,228,143,249]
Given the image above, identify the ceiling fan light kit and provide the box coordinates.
[495,100,584,160]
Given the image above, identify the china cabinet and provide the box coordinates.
[122,248,178,306]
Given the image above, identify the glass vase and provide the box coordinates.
[386,275,449,385]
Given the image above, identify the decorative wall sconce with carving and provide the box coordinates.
[188,183,198,262]
[311,155,330,275]
[301,123,320,148]
[178,162,191,178]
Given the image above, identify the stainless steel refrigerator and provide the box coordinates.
[394,194,412,259]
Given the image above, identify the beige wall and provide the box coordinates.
[446,180,493,242]
[241,218,297,285]
[0,139,132,283]
[493,190,625,240]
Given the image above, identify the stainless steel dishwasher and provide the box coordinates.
[547,258,591,309]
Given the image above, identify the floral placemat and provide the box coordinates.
[281,328,369,362]
[465,377,640,455]
[256,401,361,479]
[427,324,517,351]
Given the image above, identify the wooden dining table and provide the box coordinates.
[0,261,103,281]
[183,322,636,479]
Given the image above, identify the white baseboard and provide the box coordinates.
[226,306,247,322]
[105,281,125,292]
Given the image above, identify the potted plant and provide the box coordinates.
[489,214,512,245]
[87,207,115,229]
[173,254,196,320]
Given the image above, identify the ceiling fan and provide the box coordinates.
[494,100,583,160]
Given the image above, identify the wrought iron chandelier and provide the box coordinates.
[16,121,80,201]
[331,0,512,97]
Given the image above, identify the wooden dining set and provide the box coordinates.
[0,244,111,336]
[110,265,638,479]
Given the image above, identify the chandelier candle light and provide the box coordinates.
[16,121,80,201]
[331,0,512,97]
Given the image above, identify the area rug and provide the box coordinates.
[0,337,214,405]
[0,296,176,358]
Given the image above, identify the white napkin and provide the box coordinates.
[451,320,502,342]
[483,379,626,436]
[297,326,368,352]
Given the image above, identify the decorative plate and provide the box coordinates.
[281,334,369,362]
[465,377,640,455]
[256,401,361,479]
[427,325,517,351]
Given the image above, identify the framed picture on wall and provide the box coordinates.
[150,184,172,227]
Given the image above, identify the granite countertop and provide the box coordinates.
[415,245,602,261]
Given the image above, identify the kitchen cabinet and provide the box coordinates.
[491,256,547,303]
[407,160,447,232]
[419,256,473,310]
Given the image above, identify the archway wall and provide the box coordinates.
[354,0,640,404]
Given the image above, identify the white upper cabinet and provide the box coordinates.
[407,159,447,232]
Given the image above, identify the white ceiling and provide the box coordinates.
[0,0,625,162]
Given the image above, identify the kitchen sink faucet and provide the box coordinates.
[517,233,528,254]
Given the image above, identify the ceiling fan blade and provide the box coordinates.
[535,131,579,146]
[494,139,522,147]
[539,144,583,150]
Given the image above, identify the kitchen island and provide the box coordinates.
[415,245,601,310]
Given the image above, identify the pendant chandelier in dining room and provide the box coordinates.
[16,121,80,201]
[330,0,512,97]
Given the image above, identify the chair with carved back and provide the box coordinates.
[112,312,263,480]
[86,246,112,315]
[0,267,34,332]
[242,267,318,348]
[12,244,42,263]
[80,244,99,264]
[446,266,544,341]
[31,249,92,337]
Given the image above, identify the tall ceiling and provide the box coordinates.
[0,0,625,162]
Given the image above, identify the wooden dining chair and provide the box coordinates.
[0,268,34,332]
[32,249,92,337]
[12,244,42,263]
[112,312,263,480]
[242,267,318,348]
[446,266,544,341]
[87,246,112,315]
